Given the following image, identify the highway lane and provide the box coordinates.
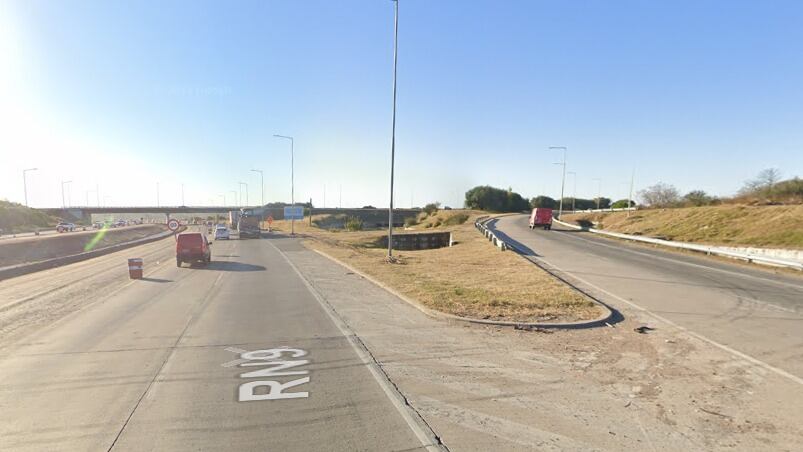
[491,214,803,380]
[0,234,436,451]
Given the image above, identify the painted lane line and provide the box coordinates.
[266,240,446,452]
[549,222,803,291]
[520,253,803,386]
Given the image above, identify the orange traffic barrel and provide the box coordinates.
[128,258,143,279]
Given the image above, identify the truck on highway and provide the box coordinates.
[228,210,241,229]
[529,208,553,230]
[237,209,261,239]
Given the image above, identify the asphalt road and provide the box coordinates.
[491,214,803,381]
[0,230,438,451]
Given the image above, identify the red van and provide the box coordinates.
[176,232,211,267]
[529,208,553,230]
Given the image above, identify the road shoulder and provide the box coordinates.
[281,244,803,451]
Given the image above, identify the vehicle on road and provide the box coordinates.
[113,220,126,228]
[237,208,261,239]
[56,222,76,233]
[214,226,230,240]
[529,208,553,230]
[176,232,211,267]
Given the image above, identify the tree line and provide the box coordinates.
[462,169,801,212]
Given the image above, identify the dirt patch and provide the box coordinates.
[270,211,602,323]
[0,225,168,267]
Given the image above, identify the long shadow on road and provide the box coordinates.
[486,219,542,257]
[192,261,266,272]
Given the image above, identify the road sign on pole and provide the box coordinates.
[167,219,180,231]
[284,206,304,220]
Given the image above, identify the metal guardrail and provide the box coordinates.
[552,218,803,271]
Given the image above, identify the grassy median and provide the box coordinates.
[269,210,601,323]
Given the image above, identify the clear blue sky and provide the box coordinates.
[2,0,802,208]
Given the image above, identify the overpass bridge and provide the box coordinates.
[36,206,420,226]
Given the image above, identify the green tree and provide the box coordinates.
[683,190,716,206]
[610,199,636,209]
[465,185,529,212]
[530,196,557,208]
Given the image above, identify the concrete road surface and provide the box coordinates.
[0,231,439,451]
[490,214,803,380]
[2,225,802,450]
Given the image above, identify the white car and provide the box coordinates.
[214,226,230,240]
[56,222,76,233]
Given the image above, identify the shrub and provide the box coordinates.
[683,190,718,207]
[443,213,469,226]
[423,202,440,216]
[403,216,419,227]
[344,216,363,231]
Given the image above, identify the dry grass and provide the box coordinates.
[270,210,601,323]
[563,205,803,249]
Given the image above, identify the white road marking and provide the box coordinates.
[548,221,803,291]
[524,253,803,386]
[234,347,311,402]
[266,240,445,451]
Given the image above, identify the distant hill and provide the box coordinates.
[562,205,803,249]
[0,201,60,234]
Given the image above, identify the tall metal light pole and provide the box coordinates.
[593,178,602,209]
[230,190,238,207]
[567,171,577,212]
[181,183,185,206]
[239,182,249,206]
[251,169,264,206]
[156,182,160,207]
[387,0,400,259]
[273,134,295,234]
[22,168,37,206]
[339,184,342,209]
[549,146,567,218]
[628,169,635,217]
[220,194,226,206]
[61,180,72,208]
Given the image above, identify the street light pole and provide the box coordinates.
[156,182,160,207]
[567,171,577,212]
[61,180,72,208]
[181,183,185,206]
[549,146,567,218]
[273,134,295,235]
[22,168,38,206]
[230,190,238,207]
[388,0,399,259]
[239,182,249,206]
[251,169,264,206]
[593,178,602,209]
[628,169,635,217]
